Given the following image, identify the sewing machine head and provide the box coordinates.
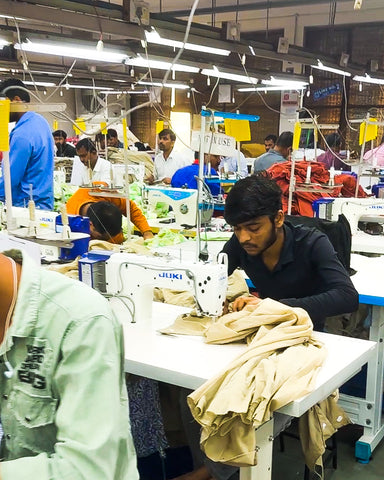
[145,186,212,226]
[317,197,384,234]
[80,250,228,323]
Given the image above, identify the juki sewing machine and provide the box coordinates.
[144,186,213,226]
[314,197,384,234]
[79,250,228,323]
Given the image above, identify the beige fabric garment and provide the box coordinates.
[89,238,152,255]
[187,298,327,467]
[299,391,350,473]
[107,147,154,181]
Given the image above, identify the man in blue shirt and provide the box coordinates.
[0,78,54,210]
[253,131,293,172]
[171,153,222,195]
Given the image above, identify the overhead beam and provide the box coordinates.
[158,0,352,17]
[0,0,144,40]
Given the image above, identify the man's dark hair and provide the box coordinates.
[76,137,97,153]
[53,129,67,139]
[276,131,293,148]
[107,128,118,139]
[87,201,122,237]
[158,128,176,141]
[0,78,30,102]
[325,133,341,148]
[224,172,282,226]
[264,134,277,143]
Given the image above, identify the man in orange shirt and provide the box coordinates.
[66,188,153,244]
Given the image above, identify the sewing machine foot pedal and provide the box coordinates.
[355,441,371,463]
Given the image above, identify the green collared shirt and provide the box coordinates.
[0,252,138,480]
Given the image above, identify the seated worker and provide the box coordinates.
[363,135,384,166]
[107,128,124,148]
[66,187,153,243]
[178,172,359,480]
[317,133,351,171]
[0,249,138,479]
[73,137,112,186]
[147,128,192,185]
[253,131,293,172]
[171,153,222,195]
[222,172,359,330]
[219,151,248,178]
[264,133,277,152]
[52,129,76,157]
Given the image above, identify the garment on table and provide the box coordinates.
[55,143,76,158]
[0,111,54,209]
[222,222,359,331]
[267,160,336,216]
[299,391,350,473]
[219,152,248,178]
[153,149,192,181]
[363,144,384,166]
[317,150,351,171]
[0,251,138,480]
[187,298,327,466]
[335,173,368,198]
[66,187,151,243]
[107,147,154,180]
[253,149,286,172]
[171,160,221,195]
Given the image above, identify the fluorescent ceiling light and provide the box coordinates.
[238,85,306,92]
[262,76,308,88]
[353,74,384,85]
[138,80,189,90]
[15,40,128,63]
[125,56,199,73]
[66,84,113,90]
[145,28,231,57]
[24,80,56,87]
[100,90,149,95]
[311,59,351,77]
[201,67,257,84]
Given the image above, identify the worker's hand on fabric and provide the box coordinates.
[162,177,172,184]
[231,295,261,312]
[143,231,154,240]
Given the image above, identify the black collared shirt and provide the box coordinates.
[222,222,359,331]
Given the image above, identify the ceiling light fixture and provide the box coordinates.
[311,59,351,77]
[15,40,128,63]
[201,66,257,85]
[262,76,308,88]
[353,74,384,85]
[24,80,56,87]
[145,28,231,57]
[99,90,149,95]
[65,84,114,90]
[0,38,10,48]
[238,85,307,92]
[125,56,199,73]
[138,80,189,90]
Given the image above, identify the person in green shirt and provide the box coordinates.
[0,249,138,480]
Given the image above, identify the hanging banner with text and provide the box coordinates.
[190,131,236,156]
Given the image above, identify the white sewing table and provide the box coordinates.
[336,253,384,463]
[111,300,375,480]
[352,231,384,255]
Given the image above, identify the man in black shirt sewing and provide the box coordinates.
[222,172,359,331]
